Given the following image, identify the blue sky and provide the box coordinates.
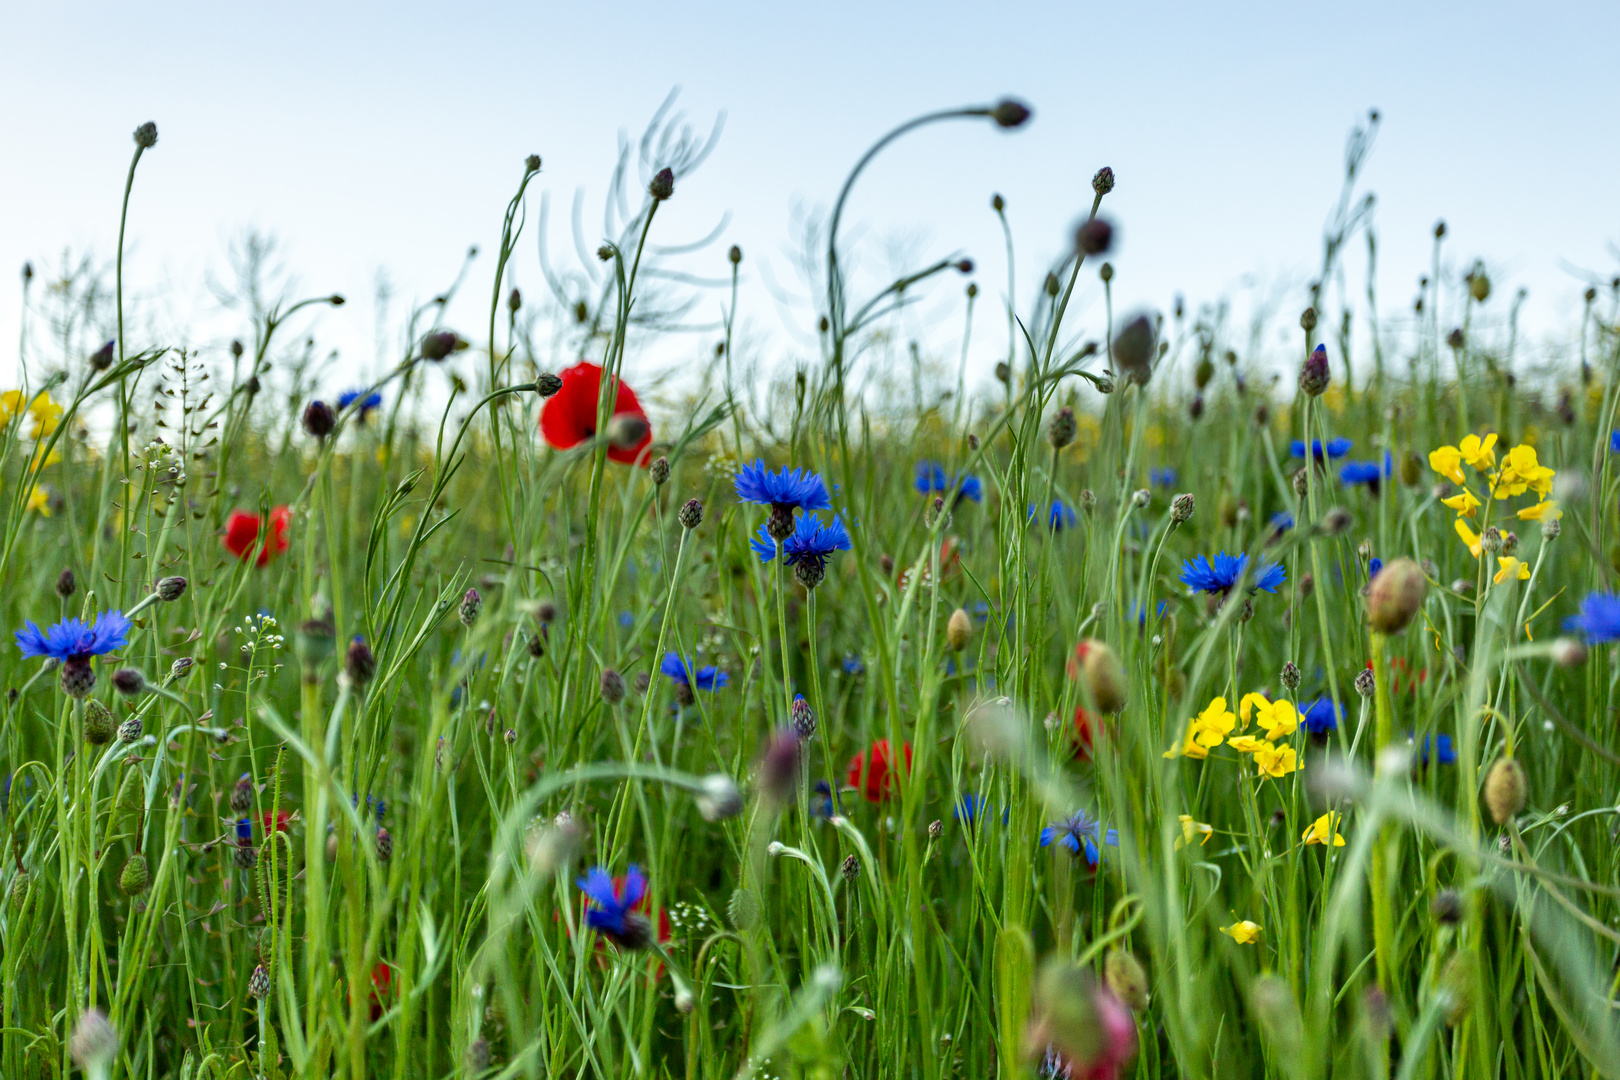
[3,1,1616,397]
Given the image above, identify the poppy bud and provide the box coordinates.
[1434,220,1447,239]
[728,886,761,929]
[995,361,1011,384]
[992,193,1006,212]
[1439,951,1474,1026]
[729,244,742,265]
[947,608,972,651]
[991,98,1032,128]
[605,412,649,451]
[294,619,336,674]
[757,730,801,804]
[955,259,974,274]
[84,699,116,745]
[1248,975,1305,1059]
[1398,452,1423,487]
[1366,558,1425,634]
[1469,272,1490,303]
[1104,950,1150,1012]
[119,853,149,895]
[1048,406,1078,449]
[1321,507,1352,535]
[56,568,76,598]
[536,372,563,397]
[648,167,675,201]
[1045,273,1060,297]
[302,400,336,438]
[1068,639,1126,713]
[1484,758,1527,824]
[508,287,522,312]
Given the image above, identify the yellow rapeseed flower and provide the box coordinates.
[1458,433,1496,470]
[1221,920,1262,944]
[1516,499,1561,523]
[1226,735,1267,754]
[1254,742,1298,779]
[1428,444,1465,485]
[1493,556,1530,584]
[25,485,50,516]
[1490,445,1555,500]
[1163,727,1210,760]
[1,389,64,438]
[1175,815,1214,849]
[1455,519,1483,559]
[1303,812,1346,847]
[1254,698,1299,741]
[1163,696,1236,759]
[29,441,61,470]
[1441,489,1481,519]
[1238,692,1271,728]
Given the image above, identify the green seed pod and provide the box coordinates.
[1484,758,1527,824]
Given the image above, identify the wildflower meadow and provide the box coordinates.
[7,99,1620,1080]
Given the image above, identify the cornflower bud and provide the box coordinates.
[248,965,271,1000]
[679,498,704,530]
[1280,661,1302,690]
[458,588,482,628]
[1079,489,1096,512]
[1431,889,1464,925]
[302,400,336,439]
[1300,307,1318,332]
[1048,406,1078,450]
[841,854,861,882]
[1131,489,1151,509]
[1170,493,1194,524]
[1075,218,1113,257]
[1299,344,1330,396]
[1481,527,1504,555]
[928,819,944,840]
[650,456,670,486]
[1551,638,1586,667]
[1092,167,1115,195]
[1321,507,1351,535]
[133,122,158,148]
[648,167,675,201]
[345,637,376,686]
[508,287,522,312]
[420,330,464,361]
[600,668,626,704]
[111,668,146,697]
[1354,668,1375,698]
[56,568,76,598]
[791,694,816,740]
[155,575,187,602]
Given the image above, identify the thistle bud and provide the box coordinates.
[1280,661,1302,690]
[344,637,376,686]
[302,400,336,438]
[536,372,563,397]
[947,608,972,651]
[1171,493,1195,524]
[56,568,76,598]
[119,853,149,895]
[1048,406,1078,449]
[1104,950,1150,1012]
[155,575,187,602]
[458,588,482,628]
[1299,344,1330,396]
[600,668,626,705]
[679,498,704,530]
[648,167,675,201]
[1483,758,1527,824]
[650,456,670,486]
[1366,558,1426,635]
[1068,639,1126,713]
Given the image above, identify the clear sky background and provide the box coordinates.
[3,1,1617,400]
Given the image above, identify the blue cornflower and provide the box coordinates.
[1369,557,1383,579]
[1290,437,1353,462]
[1129,599,1169,628]
[235,817,253,843]
[338,388,383,419]
[842,654,865,676]
[660,652,728,692]
[955,474,984,503]
[734,460,832,513]
[749,513,852,572]
[617,612,634,629]
[954,793,1008,827]
[1150,466,1178,488]
[1611,431,1620,454]
[1029,500,1077,532]
[1301,698,1342,735]
[1339,453,1393,492]
[576,864,653,949]
[1566,593,1620,643]
[1415,733,1455,767]
[811,779,836,819]
[1179,552,1285,595]
[1039,809,1119,867]
[1269,511,1295,532]
[15,611,130,662]
[914,460,947,494]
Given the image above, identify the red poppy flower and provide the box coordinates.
[1071,706,1095,761]
[539,361,652,466]
[846,739,912,803]
[223,506,291,567]
[261,810,290,835]
[367,961,393,1022]
[1374,656,1428,696]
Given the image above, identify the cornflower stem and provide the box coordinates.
[775,544,794,725]
[1367,631,1399,1003]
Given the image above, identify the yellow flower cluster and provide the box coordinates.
[1164,693,1300,778]
[1431,433,1558,580]
[2,390,65,472]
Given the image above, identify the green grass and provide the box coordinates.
[4,104,1620,1079]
